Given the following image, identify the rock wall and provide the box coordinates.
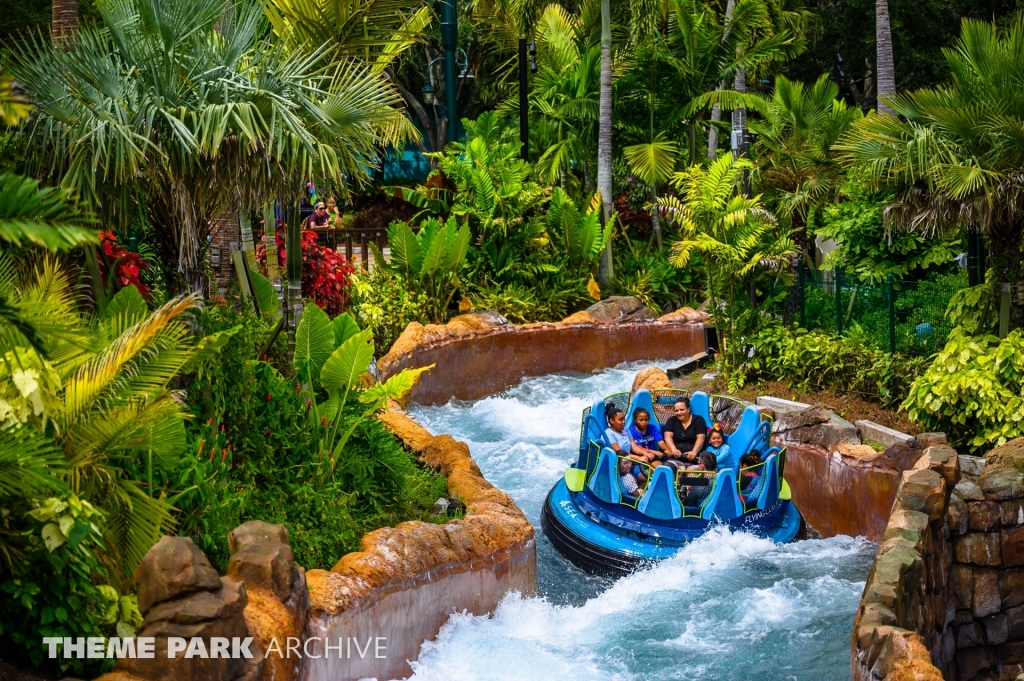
[852,437,1024,681]
[773,405,948,541]
[378,303,708,406]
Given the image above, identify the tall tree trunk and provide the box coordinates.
[597,0,614,287]
[52,0,79,40]
[707,0,737,160]
[875,0,896,115]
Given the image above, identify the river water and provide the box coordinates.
[405,361,876,681]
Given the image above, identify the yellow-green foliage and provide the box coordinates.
[903,329,1024,450]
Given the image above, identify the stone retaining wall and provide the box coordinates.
[851,437,1024,681]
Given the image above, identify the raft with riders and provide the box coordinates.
[541,388,803,575]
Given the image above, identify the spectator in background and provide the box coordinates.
[307,201,330,228]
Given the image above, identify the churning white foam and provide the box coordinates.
[405,362,875,681]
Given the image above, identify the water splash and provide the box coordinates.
[407,362,876,681]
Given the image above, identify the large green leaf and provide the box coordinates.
[293,303,336,381]
[359,364,433,407]
[419,219,448,278]
[249,269,279,316]
[331,312,361,347]
[441,219,471,272]
[320,328,374,393]
[386,220,422,277]
[104,286,149,323]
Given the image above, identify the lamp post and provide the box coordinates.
[440,0,459,143]
[421,49,473,149]
[518,39,537,161]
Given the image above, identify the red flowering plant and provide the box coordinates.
[98,230,152,299]
[256,220,354,316]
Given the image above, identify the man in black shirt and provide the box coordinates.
[663,396,707,468]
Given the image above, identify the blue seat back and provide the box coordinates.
[701,468,743,521]
[625,389,656,431]
[637,465,682,519]
[757,454,781,510]
[587,448,621,505]
[690,391,711,426]
[726,405,763,457]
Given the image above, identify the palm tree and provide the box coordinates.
[526,3,600,189]
[9,0,416,294]
[0,260,216,581]
[746,74,862,261]
[658,155,794,371]
[838,16,1024,330]
[875,0,896,115]
[597,0,614,285]
[51,0,78,40]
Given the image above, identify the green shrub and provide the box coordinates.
[0,496,142,677]
[746,326,926,409]
[350,268,425,353]
[174,299,448,572]
[903,329,1024,451]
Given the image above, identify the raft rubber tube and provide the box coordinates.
[541,479,803,576]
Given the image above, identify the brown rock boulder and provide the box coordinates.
[142,577,247,626]
[228,543,295,602]
[579,296,658,324]
[631,366,672,395]
[658,307,708,324]
[879,434,950,476]
[895,468,947,522]
[974,568,1002,617]
[772,405,861,452]
[134,536,222,614]
[228,521,290,556]
[955,532,1001,566]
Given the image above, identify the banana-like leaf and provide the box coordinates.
[359,364,433,408]
[294,303,336,381]
[441,220,471,272]
[320,328,374,393]
[386,220,422,278]
[331,312,360,347]
[249,269,280,316]
[0,424,67,498]
[104,286,148,323]
[419,219,448,278]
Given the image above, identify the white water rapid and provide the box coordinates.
[405,361,875,681]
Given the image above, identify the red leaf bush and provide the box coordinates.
[99,230,151,299]
[256,220,354,317]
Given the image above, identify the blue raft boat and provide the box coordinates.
[541,389,803,575]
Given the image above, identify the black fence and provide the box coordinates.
[794,266,966,357]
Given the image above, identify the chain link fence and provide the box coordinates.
[794,266,967,357]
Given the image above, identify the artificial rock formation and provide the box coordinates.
[853,437,1024,681]
[301,410,536,681]
[378,303,708,406]
[101,536,262,681]
[631,365,672,395]
[227,521,309,681]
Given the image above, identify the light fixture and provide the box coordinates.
[421,80,436,105]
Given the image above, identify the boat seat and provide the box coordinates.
[625,389,655,431]
[587,447,621,505]
[757,454,781,510]
[637,465,682,520]
[726,405,764,458]
[701,468,743,521]
[690,391,711,427]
